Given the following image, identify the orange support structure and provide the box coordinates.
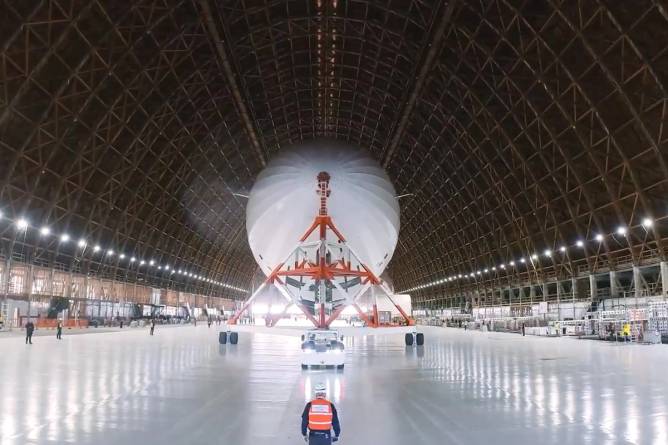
[229,170,413,329]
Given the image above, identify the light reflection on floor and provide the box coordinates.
[1,326,667,444]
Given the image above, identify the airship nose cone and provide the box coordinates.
[246,140,400,277]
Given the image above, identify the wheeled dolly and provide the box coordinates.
[405,332,424,346]
[219,330,239,345]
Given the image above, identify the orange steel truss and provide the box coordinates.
[228,171,413,328]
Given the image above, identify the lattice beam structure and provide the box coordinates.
[228,171,412,328]
[0,1,666,307]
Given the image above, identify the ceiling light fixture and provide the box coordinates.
[16,218,29,231]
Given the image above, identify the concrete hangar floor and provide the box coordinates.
[1,325,667,445]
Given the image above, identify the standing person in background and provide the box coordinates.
[25,321,35,344]
[150,318,155,336]
[208,316,212,328]
[56,320,63,340]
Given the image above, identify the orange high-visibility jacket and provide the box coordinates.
[308,399,333,431]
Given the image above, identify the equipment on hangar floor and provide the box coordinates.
[404,332,425,346]
[301,330,345,369]
[219,330,238,345]
[222,145,423,346]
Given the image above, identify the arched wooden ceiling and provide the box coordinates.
[0,0,666,299]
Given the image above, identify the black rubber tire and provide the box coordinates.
[405,333,414,346]
[219,331,227,344]
[337,364,344,370]
[416,333,424,346]
[230,331,239,345]
[301,364,308,370]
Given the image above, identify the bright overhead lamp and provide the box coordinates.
[107,249,114,256]
[130,257,136,262]
[519,258,526,263]
[16,218,29,231]
[119,254,125,259]
[616,227,627,236]
[40,226,50,236]
[500,264,506,269]
[509,261,515,266]
[139,260,145,265]
[576,240,584,248]
[642,217,653,228]
[60,234,70,243]
[594,234,604,242]
[530,254,538,260]
[93,245,101,252]
[559,246,566,253]
[158,266,162,270]
[483,269,488,273]
[77,238,86,248]
[544,249,552,257]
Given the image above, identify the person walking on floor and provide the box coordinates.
[56,320,63,340]
[301,383,341,444]
[25,321,35,344]
[150,319,155,336]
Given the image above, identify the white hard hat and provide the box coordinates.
[314,383,327,396]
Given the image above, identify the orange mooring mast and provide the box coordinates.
[229,171,413,328]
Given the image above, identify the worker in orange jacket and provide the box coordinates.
[301,383,341,444]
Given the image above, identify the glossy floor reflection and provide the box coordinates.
[1,325,667,444]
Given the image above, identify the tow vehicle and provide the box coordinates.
[301,330,345,369]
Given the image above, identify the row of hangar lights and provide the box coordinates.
[1,212,246,293]
[406,218,657,293]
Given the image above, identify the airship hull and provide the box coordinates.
[246,141,400,277]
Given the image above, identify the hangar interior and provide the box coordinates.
[1,1,668,444]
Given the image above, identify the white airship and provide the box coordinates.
[246,140,400,278]
[222,140,423,351]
